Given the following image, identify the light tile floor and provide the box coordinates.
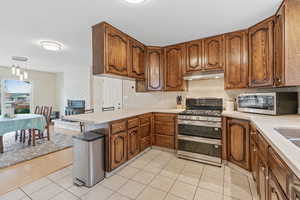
[0,149,258,200]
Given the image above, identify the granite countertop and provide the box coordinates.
[64,108,184,124]
[223,111,300,179]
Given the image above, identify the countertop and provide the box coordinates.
[223,111,300,179]
[64,108,184,124]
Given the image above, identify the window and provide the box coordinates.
[0,80,32,115]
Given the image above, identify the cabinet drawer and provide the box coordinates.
[140,122,151,138]
[268,147,290,195]
[155,122,175,136]
[139,114,152,124]
[128,118,139,129]
[154,113,176,122]
[257,132,268,159]
[141,136,151,151]
[111,120,127,134]
[154,134,175,149]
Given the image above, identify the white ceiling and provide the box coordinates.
[0,0,282,73]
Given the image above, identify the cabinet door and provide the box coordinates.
[268,171,288,200]
[249,18,274,87]
[147,47,164,91]
[274,5,285,86]
[128,127,140,160]
[289,175,300,200]
[185,40,203,73]
[225,30,248,89]
[227,119,250,170]
[203,35,225,71]
[105,27,129,76]
[250,137,258,181]
[129,40,145,80]
[111,132,127,170]
[257,154,268,200]
[164,44,186,91]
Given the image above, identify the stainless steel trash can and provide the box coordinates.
[72,129,105,187]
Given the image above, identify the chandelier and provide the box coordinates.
[11,56,29,81]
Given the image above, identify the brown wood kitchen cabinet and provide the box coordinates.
[164,44,187,91]
[224,30,248,89]
[146,47,164,91]
[268,171,288,200]
[110,131,128,170]
[226,118,250,170]
[129,39,146,80]
[139,113,152,151]
[250,125,258,181]
[153,113,176,149]
[93,22,130,77]
[127,127,140,160]
[135,46,164,92]
[248,17,275,88]
[273,0,300,86]
[203,35,225,71]
[257,153,268,200]
[185,39,204,74]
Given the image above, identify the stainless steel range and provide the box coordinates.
[177,98,223,166]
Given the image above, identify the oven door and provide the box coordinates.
[178,120,221,139]
[177,135,221,165]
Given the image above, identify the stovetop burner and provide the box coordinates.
[180,98,223,117]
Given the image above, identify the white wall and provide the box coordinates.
[56,67,92,116]
[0,66,58,111]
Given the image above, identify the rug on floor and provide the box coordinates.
[0,132,73,169]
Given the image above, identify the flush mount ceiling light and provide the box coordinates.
[40,41,63,51]
[124,0,146,4]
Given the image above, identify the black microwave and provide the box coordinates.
[237,92,298,115]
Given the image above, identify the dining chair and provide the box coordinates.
[15,105,44,143]
[29,106,52,146]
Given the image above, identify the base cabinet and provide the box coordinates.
[128,127,140,160]
[268,171,288,200]
[110,132,128,170]
[257,154,268,200]
[153,113,176,149]
[226,118,250,170]
[224,117,299,200]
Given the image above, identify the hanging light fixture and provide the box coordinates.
[11,56,29,80]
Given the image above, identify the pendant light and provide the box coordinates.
[11,56,29,80]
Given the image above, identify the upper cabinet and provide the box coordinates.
[248,17,275,88]
[129,39,146,80]
[164,44,187,91]
[185,40,204,73]
[203,35,225,71]
[224,30,248,89]
[147,47,164,91]
[274,5,285,87]
[274,0,300,86]
[93,23,130,77]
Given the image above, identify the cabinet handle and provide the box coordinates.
[253,148,257,152]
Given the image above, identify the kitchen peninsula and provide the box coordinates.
[65,108,183,172]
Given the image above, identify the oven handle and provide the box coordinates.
[177,120,221,128]
[178,135,221,145]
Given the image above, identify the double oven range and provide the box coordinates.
[177,98,223,166]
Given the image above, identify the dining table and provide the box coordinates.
[0,114,46,153]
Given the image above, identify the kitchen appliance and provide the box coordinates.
[237,92,298,115]
[183,70,224,81]
[73,129,105,187]
[177,98,223,166]
[65,100,86,116]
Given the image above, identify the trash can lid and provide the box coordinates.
[73,131,105,142]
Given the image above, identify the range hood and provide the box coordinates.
[183,70,224,81]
